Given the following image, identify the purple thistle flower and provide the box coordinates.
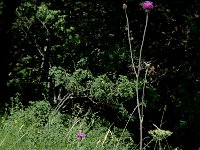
[76,132,86,140]
[142,1,154,11]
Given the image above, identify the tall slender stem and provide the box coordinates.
[141,67,149,122]
[138,13,149,77]
[125,9,137,76]
[124,6,149,150]
[136,12,149,150]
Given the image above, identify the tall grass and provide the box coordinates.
[0,100,134,150]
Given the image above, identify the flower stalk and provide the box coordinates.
[76,131,86,150]
[123,1,153,150]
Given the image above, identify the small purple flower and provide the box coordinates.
[76,132,86,140]
[142,1,154,11]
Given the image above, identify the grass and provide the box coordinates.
[0,100,134,150]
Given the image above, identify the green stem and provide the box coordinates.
[141,67,149,122]
[138,13,149,76]
[137,12,149,150]
[77,140,80,150]
[125,9,137,76]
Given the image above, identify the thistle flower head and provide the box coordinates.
[142,1,154,11]
[76,131,86,140]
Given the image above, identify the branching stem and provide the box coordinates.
[137,12,149,150]
[125,9,149,150]
[125,9,137,76]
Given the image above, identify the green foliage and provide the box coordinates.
[36,3,60,23]
[50,67,93,96]
[0,101,135,150]
[116,75,135,99]
[50,66,138,102]
[0,101,67,149]
[50,66,138,119]
[89,74,114,102]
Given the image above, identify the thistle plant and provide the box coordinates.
[76,131,86,150]
[123,1,154,150]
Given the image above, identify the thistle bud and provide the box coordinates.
[122,3,127,10]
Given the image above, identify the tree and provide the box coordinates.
[0,0,19,112]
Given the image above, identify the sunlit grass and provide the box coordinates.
[0,101,134,150]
